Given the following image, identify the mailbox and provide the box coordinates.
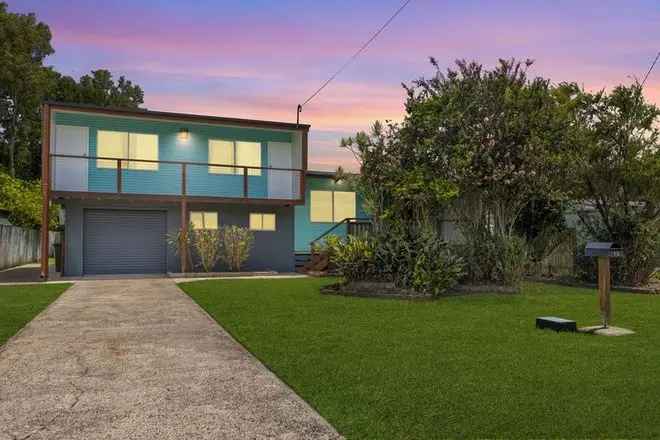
[584,242,623,258]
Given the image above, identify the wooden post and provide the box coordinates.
[598,256,611,327]
[180,198,188,273]
[243,167,248,198]
[117,159,122,193]
[181,163,187,196]
[40,104,51,280]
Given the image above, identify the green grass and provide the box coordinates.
[180,278,660,439]
[0,283,71,346]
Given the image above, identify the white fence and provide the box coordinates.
[0,225,59,270]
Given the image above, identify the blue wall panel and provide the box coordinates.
[294,175,369,252]
[53,111,290,198]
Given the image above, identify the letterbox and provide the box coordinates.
[584,242,623,258]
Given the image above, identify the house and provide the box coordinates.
[39,102,366,277]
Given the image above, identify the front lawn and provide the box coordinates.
[0,283,71,346]
[180,278,660,439]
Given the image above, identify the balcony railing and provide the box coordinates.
[49,154,304,202]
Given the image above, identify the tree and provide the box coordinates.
[0,2,53,178]
[392,58,566,284]
[559,82,660,285]
[0,168,58,228]
[0,3,145,180]
[400,58,565,238]
[48,69,144,109]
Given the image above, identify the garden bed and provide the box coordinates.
[320,281,519,299]
[526,276,660,294]
[168,271,278,278]
[321,281,432,300]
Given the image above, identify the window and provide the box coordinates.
[209,140,261,176]
[190,211,218,230]
[333,191,356,222]
[97,130,158,170]
[310,190,356,223]
[249,213,276,231]
[310,191,333,222]
[128,133,158,170]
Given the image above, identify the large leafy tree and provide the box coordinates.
[400,58,565,238]
[558,82,660,285]
[48,69,144,109]
[0,2,144,180]
[0,2,53,178]
[343,59,566,285]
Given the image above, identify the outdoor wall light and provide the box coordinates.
[178,128,190,141]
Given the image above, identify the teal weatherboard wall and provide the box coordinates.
[53,111,293,198]
[294,175,368,252]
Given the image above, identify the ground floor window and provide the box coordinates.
[310,190,356,222]
[249,213,276,231]
[190,211,218,230]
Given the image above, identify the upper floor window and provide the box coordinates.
[310,190,356,223]
[190,211,218,230]
[208,140,261,176]
[97,130,158,171]
[249,213,276,231]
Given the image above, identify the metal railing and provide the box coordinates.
[49,153,304,201]
[309,217,372,250]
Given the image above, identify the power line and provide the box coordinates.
[641,51,660,88]
[297,0,413,123]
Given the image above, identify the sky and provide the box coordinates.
[11,0,660,171]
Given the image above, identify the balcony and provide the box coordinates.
[49,154,305,204]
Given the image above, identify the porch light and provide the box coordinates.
[178,128,189,141]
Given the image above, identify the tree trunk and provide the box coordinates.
[8,136,15,177]
[7,94,18,177]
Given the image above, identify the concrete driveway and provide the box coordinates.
[0,279,341,440]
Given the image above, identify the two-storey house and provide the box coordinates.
[39,103,366,277]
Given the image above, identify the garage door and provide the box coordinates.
[83,209,167,275]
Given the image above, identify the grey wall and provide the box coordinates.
[186,204,294,273]
[61,200,294,275]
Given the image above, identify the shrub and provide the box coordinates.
[574,221,660,286]
[496,235,528,286]
[192,229,222,272]
[313,234,343,270]
[165,222,194,271]
[327,235,379,282]
[0,169,58,229]
[219,225,253,271]
[412,231,465,297]
[456,232,527,286]
[328,227,465,297]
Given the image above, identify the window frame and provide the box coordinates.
[208,139,261,176]
[249,212,276,231]
[309,190,357,223]
[96,130,159,171]
[190,211,219,230]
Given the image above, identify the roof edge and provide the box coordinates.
[306,170,359,178]
[44,101,311,131]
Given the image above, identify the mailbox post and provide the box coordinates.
[584,242,623,328]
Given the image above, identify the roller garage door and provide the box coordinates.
[83,209,167,275]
